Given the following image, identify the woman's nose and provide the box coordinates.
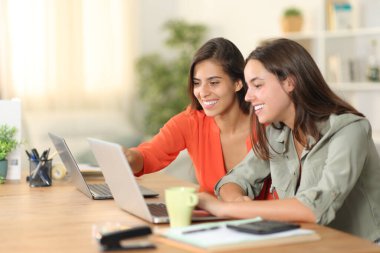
[199,84,210,97]
[245,87,255,102]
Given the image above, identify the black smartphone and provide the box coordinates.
[226,220,300,235]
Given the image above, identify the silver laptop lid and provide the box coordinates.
[48,133,93,198]
[88,138,154,222]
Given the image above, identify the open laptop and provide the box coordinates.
[88,137,221,224]
[48,133,159,200]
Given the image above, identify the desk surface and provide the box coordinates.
[0,172,379,253]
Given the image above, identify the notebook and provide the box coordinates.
[88,137,221,224]
[48,133,159,200]
[157,217,319,252]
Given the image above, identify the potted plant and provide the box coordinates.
[281,7,303,33]
[0,124,19,183]
[135,19,207,135]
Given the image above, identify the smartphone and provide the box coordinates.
[226,220,300,235]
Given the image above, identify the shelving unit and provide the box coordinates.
[278,1,380,85]
[261,0,380,153]
[284,30,380,85]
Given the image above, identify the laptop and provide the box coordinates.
[48,133,159,200]
[88,137,222,224]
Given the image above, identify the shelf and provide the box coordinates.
[281,31,320,40]
[331,82,380,92]
[323,27,380,39]
[283,27,380,40]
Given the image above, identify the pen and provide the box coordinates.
[31,148,40,161]
[30,160,45,179]
[25,150,32,159]
[40,148,50,161]
[48,151,58,160]
[182,226,220,234]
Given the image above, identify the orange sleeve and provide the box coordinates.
[132,110,193,175]
[132,108,257,196]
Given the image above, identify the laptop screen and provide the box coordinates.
[48,133,93,198]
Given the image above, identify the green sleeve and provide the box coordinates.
[214,149,270,198]
[296,120,370,224]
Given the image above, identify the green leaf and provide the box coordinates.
[135,19,207,135]
[0,124,19,160]
[283,7,302,17]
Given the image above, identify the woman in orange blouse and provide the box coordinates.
[124,37,270,196]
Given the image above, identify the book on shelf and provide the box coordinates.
[155,217,320,252]
[326,0,358,31]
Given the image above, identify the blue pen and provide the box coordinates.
[31,148,40,161]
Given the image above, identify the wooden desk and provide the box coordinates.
[0,173,379,253]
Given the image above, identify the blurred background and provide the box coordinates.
[1,0,380,180]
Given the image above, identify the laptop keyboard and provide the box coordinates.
[89,183,111,195]
[147,203,168,217]
[88,183,158,198]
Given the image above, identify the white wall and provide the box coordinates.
[20,0,380,181]
[134,0,380,159]
[136,0,322,57]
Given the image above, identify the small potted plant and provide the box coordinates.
[0,124,19,183]
[281,7,303,33]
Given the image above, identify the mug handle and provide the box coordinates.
[187,193,199,207]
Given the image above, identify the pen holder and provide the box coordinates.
[29,159,52,187]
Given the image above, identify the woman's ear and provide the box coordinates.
[235,80,243,92]
[283,76,296,93]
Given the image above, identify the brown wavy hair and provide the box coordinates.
[188,37,250,114]
[247,38,364,160]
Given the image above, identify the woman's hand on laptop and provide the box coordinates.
[123,147,144,174]
[197,192,253,218]
[197,192,226,217]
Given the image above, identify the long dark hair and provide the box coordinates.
[247,38,364,160]
[188,37,250,114]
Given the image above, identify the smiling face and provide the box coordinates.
[193,59,242,117]
[244,59,296,128]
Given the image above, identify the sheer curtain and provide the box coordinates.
[0,0,137,110]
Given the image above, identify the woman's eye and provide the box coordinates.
[193,82,200,87]
[254,83,262,88]
[210,81,219,86]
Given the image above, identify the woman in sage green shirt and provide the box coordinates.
[197,38,380,242]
